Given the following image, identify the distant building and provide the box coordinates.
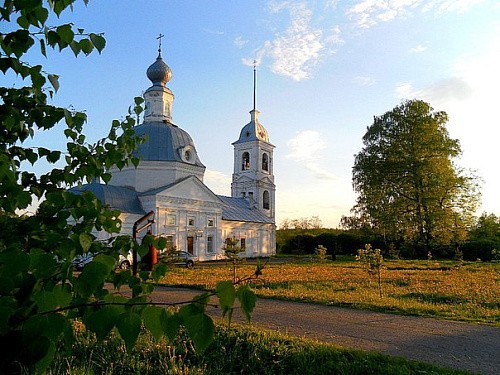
[72,47,276,259]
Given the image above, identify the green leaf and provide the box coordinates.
[182,312,214,352]
[150,263,167,282]
[69,40,80,56]
[90,33,106,53]
[93,253,115,273]
[34,341,56,373]
[76,261,109,298]
[79,233,92,253]
[24,313,67,341]
[116,311,142,351]
[84,305,122,340]
[162,310,181,341]
[142,306,164,341]
[34,6,49,26]
[47,74,59,92]
[138,243,149,257]
[79,38,93,55]
[30,250,59,279]
[47,150,61,163]
[155,236,167,250]
[216,280,235,312]
[39,38,47,57]
[237,285,256,322]
[17,15,30,29]
[56,24,74,45]
[0,300,15,335]
[0,249,30,277]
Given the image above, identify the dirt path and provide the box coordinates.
[150,286,499,375]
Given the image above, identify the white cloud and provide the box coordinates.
[285,130,337,181]
[325,0,340,10]
[347,0,485,29]
[354,75,376,86]
[304,163,338,180]
[423,0,485,13]
[410,44,427,53]
[324,25,344,47]
[203,169,231,196]
[202,28,224,35]
[246,1,343,81]
[286,130,326,162]
[395,77,472,103]
[233,36,248,49]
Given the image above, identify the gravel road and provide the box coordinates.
[150,286,500,375]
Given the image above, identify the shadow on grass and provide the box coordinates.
[399,292,469,305]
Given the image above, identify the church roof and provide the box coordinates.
[233,110,273,146]
[133,121,205,166]
[69,183,145,215]
[218,195,274,224]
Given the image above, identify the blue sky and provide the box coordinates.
[10,0,500,228]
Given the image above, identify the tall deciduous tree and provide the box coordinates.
[352,99,480,257]
[0,1,255,372]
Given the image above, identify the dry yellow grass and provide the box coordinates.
[159,260,500,325]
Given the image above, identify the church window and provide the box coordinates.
[188,217,195,226]
[207,236,214,253]
[166,214,176,226]
[242,152,250,170]
[263,191,270,210]
[207,218,215,227]
[262,153,269,172]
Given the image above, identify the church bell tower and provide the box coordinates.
[231,63,275,219]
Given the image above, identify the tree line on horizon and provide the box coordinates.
[277,211,499,261]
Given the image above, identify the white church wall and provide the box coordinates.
[221,220,275,258]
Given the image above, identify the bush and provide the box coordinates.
[462,239,499,261]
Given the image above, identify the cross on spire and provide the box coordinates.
[157,33,165,56]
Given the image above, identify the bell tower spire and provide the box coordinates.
[231,62,276,219]
[253,60,257,112]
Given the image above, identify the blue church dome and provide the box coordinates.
[133,121,204,167]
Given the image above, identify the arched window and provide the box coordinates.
[262,153,269,172]
[263,190,270,210]
[242,152,250,170]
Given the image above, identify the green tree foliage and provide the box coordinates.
[462,212,500,260]
[276,228,383,256]
[279,215,323,230]
[0,1,256,372]
[351,100,480,257]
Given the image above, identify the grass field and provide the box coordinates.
[159,258,500,325]
[48,322,468,375]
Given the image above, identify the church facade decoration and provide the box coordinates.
[72,47,276,260]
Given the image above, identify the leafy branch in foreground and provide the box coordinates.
[0,1,260,373]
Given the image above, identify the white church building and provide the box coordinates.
[74,47,276,260]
